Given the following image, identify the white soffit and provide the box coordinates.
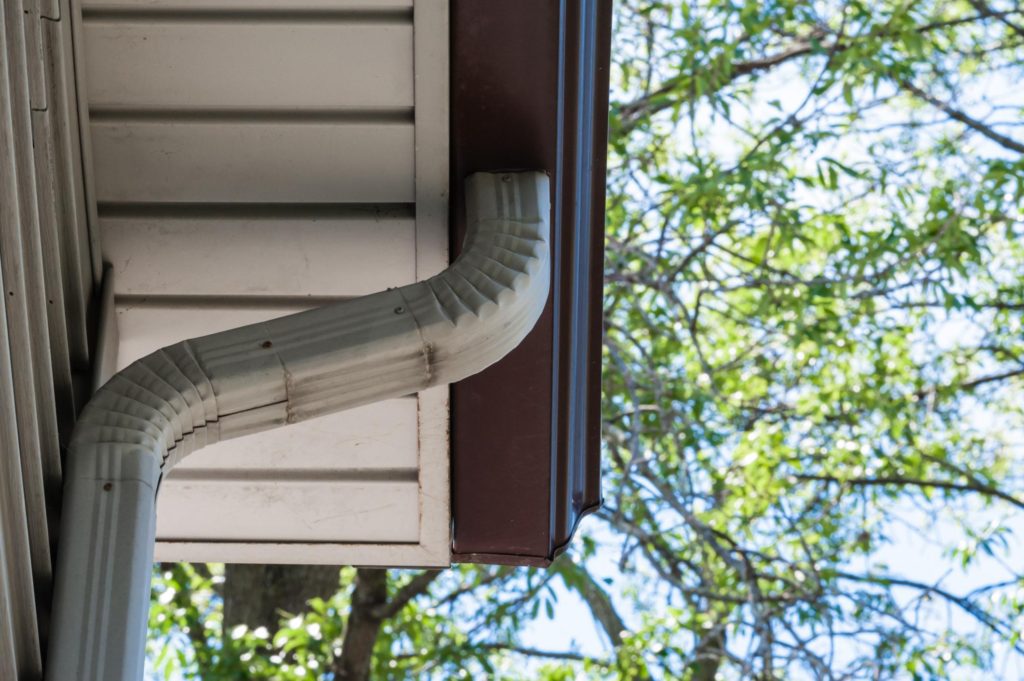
[77,0,450,565]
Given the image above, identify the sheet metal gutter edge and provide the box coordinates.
[45,172,551,681]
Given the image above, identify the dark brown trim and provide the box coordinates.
[450,0,611,565]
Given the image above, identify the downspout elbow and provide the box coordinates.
[46,172,551,681]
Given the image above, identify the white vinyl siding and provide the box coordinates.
[83,21,414,109]
[1,0,96,673]
[91,119,415,203]
[78,0,449,565]
[101,207,417,297]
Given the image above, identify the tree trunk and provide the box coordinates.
[690,626,726,681]
[332,569,389,681]
[223,564,341,630]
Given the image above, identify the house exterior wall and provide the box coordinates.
[2,0,608,673]
[77,0,451,565]
[1,0,97,673]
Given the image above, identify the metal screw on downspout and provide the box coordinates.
[394,306,405,314]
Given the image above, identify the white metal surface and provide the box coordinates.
[91,119,415,204]
[47,172,552,681]
[84,21,414,109]
[158,478,421,543]
[102,208,417,298]
[1,0,96,673]
[78,0,451,563]
[81,0,412,8]
[159,399,423,548]
[172,400,419,471]
[412,0,452,566]
[1,0,63,583]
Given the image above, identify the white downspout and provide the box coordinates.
[45,172,551,681]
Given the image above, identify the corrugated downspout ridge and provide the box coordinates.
[47,172,550,681]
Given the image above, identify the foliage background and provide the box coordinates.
[149,1,1024,679]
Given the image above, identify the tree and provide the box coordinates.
[149,1,1024,679]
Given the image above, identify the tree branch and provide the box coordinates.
[619,37,821,125]
[900,80,1024,154]
[966,0,1024,38]
[554,558,628,646]
[958,366,1024,391]
[432,567,515,609]
[836,571,1024,653]
[618,13,1001,130]
[795,474,1024,511]
[477,643,609,664]
[372,570,442,620]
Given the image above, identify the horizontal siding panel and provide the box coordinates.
[153,541,446,567]
[102,211,416,297]
[91,120,414,203]
[155,479,420,542]
[82,0,412,9]
[116,302,310,368]
[175,398,418,470]
[84,22,413,109]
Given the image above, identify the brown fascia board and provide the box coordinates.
[450,0,612,566]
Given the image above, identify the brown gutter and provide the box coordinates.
[450,0,612,565]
